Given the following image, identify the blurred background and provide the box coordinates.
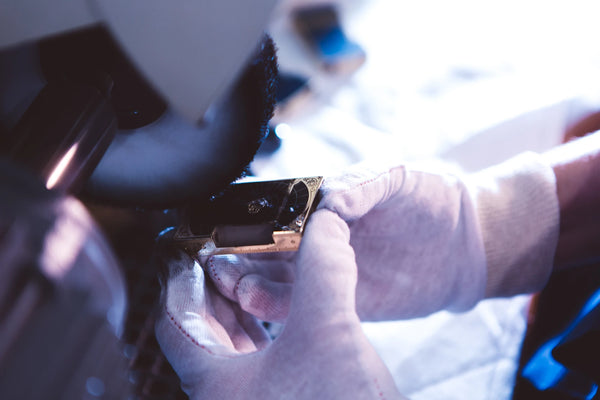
[254,0,600,176]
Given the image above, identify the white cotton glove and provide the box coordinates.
[319,163,489,319]
[207,162,488,322]
[208,154,561,323]
[155,209,404,400]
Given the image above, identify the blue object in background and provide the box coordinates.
[522,288,600,398]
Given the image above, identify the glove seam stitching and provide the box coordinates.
[208,256,244,302]
[373,377,387,399]
[233,275,243,302]
[164,307,236,359]
[321,170,392,203]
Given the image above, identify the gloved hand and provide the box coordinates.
[155,209,404,400]
[200,112,600,326]
[207,162,489,322]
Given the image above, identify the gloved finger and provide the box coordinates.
[286,209,358,325]
[208,279,272,352]
[156,251,270,363]
[234,273,292,322]
[204,253,294,306]
[156,293,269,395]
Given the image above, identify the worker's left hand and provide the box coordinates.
[155,210,404,400]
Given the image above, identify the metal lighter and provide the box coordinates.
[170,176,323,256]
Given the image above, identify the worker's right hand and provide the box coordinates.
[207,162,488,322]
[155,210,404,399]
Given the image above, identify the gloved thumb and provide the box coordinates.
[205,254,293,322]
[286,209,358,325]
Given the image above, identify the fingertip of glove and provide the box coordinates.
[204,255,244,300]
[236,274,292,322]
[306,209,350,243]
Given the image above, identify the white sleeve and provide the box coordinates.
[466,152,560,298]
